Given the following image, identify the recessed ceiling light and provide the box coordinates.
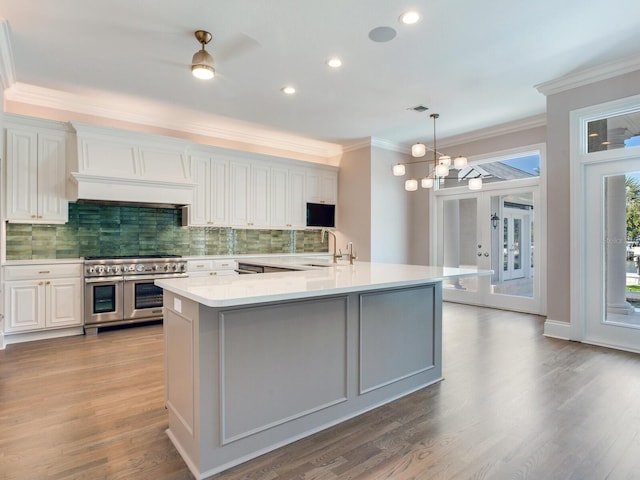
[400,10,421,25]
[281,86,296,95]
[327,57,342,68]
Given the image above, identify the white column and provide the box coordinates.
[606,175,634,314]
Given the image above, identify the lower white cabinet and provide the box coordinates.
[3,263,83,334]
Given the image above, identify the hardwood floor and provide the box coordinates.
[1,303,639,479]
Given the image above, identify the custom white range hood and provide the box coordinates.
[68,122,195,206]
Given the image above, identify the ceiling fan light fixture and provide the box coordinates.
[191,30,215,80]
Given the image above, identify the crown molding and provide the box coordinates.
[341,137,407,154]
[435,113,547,149]
[0,18,16,89]
[536,54,640,96]
[4,82,343,159]
[339,115,547,155]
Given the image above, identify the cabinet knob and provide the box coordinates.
[31,215,37,219]
[39,270,51,274]
[46,281,51,285]
[38,281,44,286]
[38,215,43,219]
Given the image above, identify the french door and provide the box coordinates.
[434,183,543,314]
[582,159,640,352]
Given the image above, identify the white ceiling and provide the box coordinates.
[1,0,640,152]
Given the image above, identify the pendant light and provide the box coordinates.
[191,30,215,80]
[392,112,478,191]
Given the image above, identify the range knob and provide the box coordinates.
[135,264,145,273]
[153,265,159,271]
[97,266,105,274]
[113,265,120,273]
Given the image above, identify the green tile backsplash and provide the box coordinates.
[5,203,328,260]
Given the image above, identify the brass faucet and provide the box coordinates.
[346,241,357,265]
[321,228,340,263]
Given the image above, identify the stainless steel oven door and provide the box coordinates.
[84,276,124,325]
[123,273,187,322]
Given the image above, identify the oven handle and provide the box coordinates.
[123,273,188,282]
[85,276,124,284]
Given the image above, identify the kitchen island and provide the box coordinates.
[156,261,489,479]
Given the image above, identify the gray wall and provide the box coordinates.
[337,144,413,264]
[545,69,640,324]
[337,146,372,261]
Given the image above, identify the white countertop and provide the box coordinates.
[156,261,492,307]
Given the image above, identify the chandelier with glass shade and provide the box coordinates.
[392,113,482,191]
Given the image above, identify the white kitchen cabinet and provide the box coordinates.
[229,160,271,228]
[3,264,83,334]
[306,169,338,205]
[190,154,229,226]
[271,167,306,228]
[5,123,68,223]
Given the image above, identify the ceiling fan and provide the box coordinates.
[190,29,260,80]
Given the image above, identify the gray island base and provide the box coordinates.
[158,262,488,479]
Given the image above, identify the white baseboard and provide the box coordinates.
[543,318,573,340]
[2,327,84,347]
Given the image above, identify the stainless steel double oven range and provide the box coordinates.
[84,255,187,334]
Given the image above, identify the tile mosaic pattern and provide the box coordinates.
[5,203,328,260]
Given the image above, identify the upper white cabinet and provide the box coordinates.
[190,153,229,226]
[228,160,270,228]
[189,148,335,229]
[306,169,338,205]
[271,167,307,228]
[5,118,69,223]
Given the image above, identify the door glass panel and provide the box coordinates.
[442,197,478,292]
[604,173,640,328]
[503,219,508,272]
[439,153,540,189]
[134,282,164,309]
[513,219,521,270]
[587,111,640,153]
[490,192,534,298]
[93,285,116,314]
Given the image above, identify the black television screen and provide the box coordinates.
[306,202,335,228]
